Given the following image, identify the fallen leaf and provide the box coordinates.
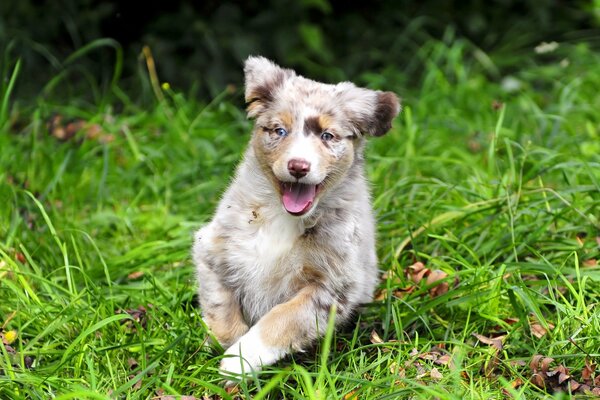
[370,330,384,344]
[472,333,504,351]
[430,367,443,380]
[435,354,450,364]
[531,373,546,388]
[511,378,524,389]
[569,380,581,391]
[127,271,144,280]
[116,305,150,332]
[530,323,552,339]
[540,357,555,374]
[128,357,139,370]
[408,262,428,283]
[414,361,427,379]
[15,252,26,264]
[582,259,597,267]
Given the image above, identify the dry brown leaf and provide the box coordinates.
[343,389,358,400]
[128,271,144,280]
[225,385,239,395]
[540,357,555,374]
[583,259,597,267]
[569,380,581,391]
[511,378,524,389]
[531,373,546,388]
[408,262,428,283]
[558,371,570,385]
[129,375,142,391]
[426,270,449,297]
[472,333,504,351]
[430,367,443,380]
[582,359,596,382]
[414,361,427,379]
[411,268,429,284]
[128,357,139,370]
[435,354,453,368]
[370,330,384,344]
[15,252,26,264]
[392,286,416,298]
[116,305,150,332]
[373,288,387,301]
[530,354,545,372]
[426,269,448,285]
[530,323,553,339]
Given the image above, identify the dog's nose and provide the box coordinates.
[287,159,311,179]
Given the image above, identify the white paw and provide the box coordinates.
[219,326,286,382]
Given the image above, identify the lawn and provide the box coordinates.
[1,36,599,399]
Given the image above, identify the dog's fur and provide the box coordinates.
[192,56,400,379]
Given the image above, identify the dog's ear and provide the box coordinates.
[337,83,401,137]
[244,56,295,118]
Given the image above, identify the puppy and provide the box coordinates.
[192,56,400,379]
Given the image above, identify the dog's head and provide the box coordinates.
[244,56,400,217]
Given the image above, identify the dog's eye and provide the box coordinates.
[275,128,288,137]
[321,132,334,141]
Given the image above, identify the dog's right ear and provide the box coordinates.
[244,56,294,118]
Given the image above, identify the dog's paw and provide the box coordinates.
[219,326,286,383]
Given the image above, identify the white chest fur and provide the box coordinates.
[225,207,305,323]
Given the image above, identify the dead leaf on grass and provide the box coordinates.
[116,305,152,333]
[530,322,554,339]
[370,330,384,344]
[426,269,449,297]
[47,114,111,143]
[582,358,596,381]
[472,333,504,351]
[127,271,145,280]
[430,367,443,380]
[529,354,600,394]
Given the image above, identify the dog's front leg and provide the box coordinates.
[196,259,250,348]
[194,228,249,348]
[220,285,334,379]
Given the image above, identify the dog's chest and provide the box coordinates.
[226,210,305,316]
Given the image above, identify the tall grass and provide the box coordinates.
[1,36,599,399]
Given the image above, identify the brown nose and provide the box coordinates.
[287,159,311,179]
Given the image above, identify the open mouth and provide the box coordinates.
[279,181,321,216]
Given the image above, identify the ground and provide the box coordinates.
[0,37,599,399]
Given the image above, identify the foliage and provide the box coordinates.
[1,23,599,398]
[1,0,599,101]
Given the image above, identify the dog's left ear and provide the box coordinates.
[244,56,295,118]
[337,83,401,137]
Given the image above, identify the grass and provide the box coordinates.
[1,35,599,399]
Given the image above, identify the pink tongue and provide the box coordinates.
[282,183,317,214]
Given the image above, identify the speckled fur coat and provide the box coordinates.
[192,56,400,380]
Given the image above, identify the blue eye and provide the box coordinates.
[275,127,288,137]
[321,132,334,141]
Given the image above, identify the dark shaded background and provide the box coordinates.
[1,0,598,101]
